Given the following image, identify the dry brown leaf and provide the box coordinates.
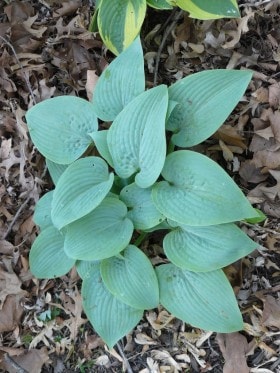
[217,333,250,373]
[0,240,15,255]
[86,70,99,102]
[262,295,280,329]
[0,347,50,373]
[268,83,280,108]
[0,269,25,307]
[239,160,268,184]
[0,295,23,333]
[222,10,254,49]
[268,110,280,143]
[53,0,82,17]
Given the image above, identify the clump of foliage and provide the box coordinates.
[26,37,261,349]
[91,0,240,54]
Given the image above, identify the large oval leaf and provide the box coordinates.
[107,85,168,188]
[92,37,145,121]
[120,183,165,230]
[176,0,239,19]
[152,150,258,226]
[156,264,243,332]
[101,245,159,309]
[163,223,257,272]
[26,96,97,164]
[51,157,114,229]
[33,191,54,231]
[64,198,134,260]
[82,263,143,349]
[167,70,252,147]
[98,0,146,55]
[29,226,75,279]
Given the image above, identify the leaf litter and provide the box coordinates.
[1,0,280,371]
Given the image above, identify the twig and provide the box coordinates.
[3,353,28,373]
[242,222,280,236]
[153,9,184,87]
[3,197,31,240]
[116,342,134,373]
[0,35,36,105]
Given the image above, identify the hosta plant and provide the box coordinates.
[91,0,240,54]
[26,37,261,349]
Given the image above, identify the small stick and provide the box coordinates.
[3,353,28,373]
[3,197,31,240]
[0,35,36,105]
[153,9,184,87]
[116,342,134,373]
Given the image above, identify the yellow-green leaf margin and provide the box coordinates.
[98,0,146,55]
[173,0,240,20]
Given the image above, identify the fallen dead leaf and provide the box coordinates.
[0,347,50,373]
[217,333,251,373]
[262,295,280,329]
[0,294,23,333]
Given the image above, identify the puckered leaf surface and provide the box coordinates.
[152,150,259,225]
[26,96,97,164]
[156,264,243,332]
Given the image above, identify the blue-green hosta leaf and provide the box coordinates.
[167,70,252,147]
[156,264,243,332]
[26,96,97,164]
[46,159,68,185]
[163,223,257,272]
[92,37,145,121]
[29,226,75,279]
[33,191,54,230]
[175,0,239,19]
[82,263,143,349]
[98,0,146,55]
[51,157,114,229]
[108,85,168,188]
[64,198,134,260]
[120,183,165,230]
[101,245,159,309]
[89,131,114,167]
[152,150,258,226]
[76,260,99,279]
[147,0,173,9]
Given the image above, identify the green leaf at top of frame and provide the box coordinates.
[92,37,145,121]
[64,198,134,261]
[156,264,243,332]
[33,191,54,231]
[152,150,259,226]
[82,262,143,349]
[174,0,240,19]
[163,222,257,272]
[97,0,146,55]
[51,157,114,230]
[26,96,97,164]
[101,245,159,309]
[147,0,173,9]
[167,69,252,148]
[120,183,165,230]
[107,85,168,188]
[29,226,75,279]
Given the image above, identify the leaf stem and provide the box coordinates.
[134,232,147,247]
[167,140,175,154]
